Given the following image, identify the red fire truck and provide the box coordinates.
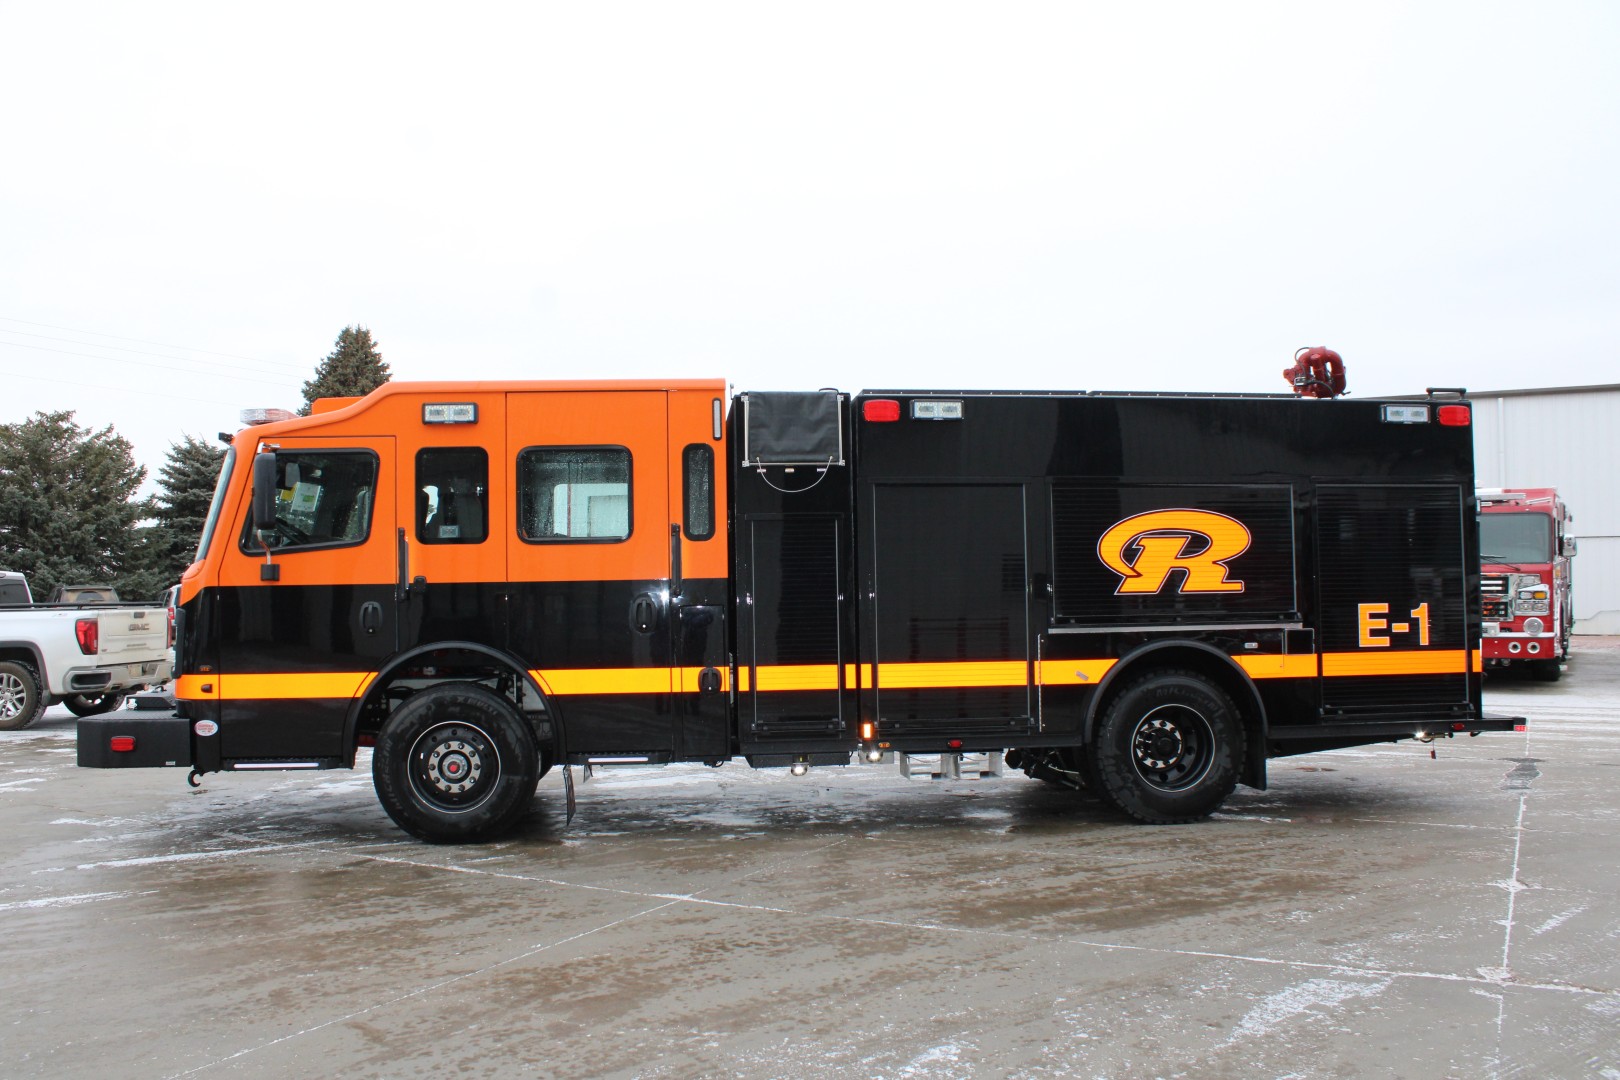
[78,381,1518,842]
[1477,488,1575,680]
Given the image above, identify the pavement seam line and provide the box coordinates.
[333,841,1619,1003]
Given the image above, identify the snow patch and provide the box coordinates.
[1221,977,1391,1047]
[0,891,133,912]
[1531,906,1587,936]
[896,1042,968,1077]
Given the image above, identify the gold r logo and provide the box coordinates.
[1097,509,1252,595]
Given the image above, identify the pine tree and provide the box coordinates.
[299,326,391,415]
[0,410,159,599]
[150,435,228,582]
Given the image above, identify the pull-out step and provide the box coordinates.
[896,751,1004,780]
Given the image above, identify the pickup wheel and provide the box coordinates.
[63,691,128,718]
[0,661,46,731]
[373,683,539,843]
[1087,669,1245,824]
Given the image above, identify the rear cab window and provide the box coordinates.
[516,447,632,542]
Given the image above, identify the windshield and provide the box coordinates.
[1478,511,1552,563]
[195,447,237,561]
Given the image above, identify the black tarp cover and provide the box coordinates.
[741,391,844,466]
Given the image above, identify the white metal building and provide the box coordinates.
[1468,383,1620,633]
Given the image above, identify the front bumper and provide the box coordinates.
[77,714,192,768]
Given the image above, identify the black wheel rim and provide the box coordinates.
[1130,704,1215,792]
[407,721,502,814]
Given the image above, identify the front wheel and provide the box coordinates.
[373,683,539,843]
[64,691,128,717]
[1087,669,1245,824]
[0,661,46,731]
[1530,659,1562,682]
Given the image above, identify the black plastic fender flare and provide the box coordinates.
[342,640,560,767]
[1080,638,1270,790]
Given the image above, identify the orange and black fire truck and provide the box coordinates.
[1478,487,1575,680]
[78,381,1517,841]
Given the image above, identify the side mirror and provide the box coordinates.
[251,452,280,531]
[1561,537,1578,558]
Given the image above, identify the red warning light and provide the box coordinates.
[110,736,136,752]
[863,400,900,422]
[1437,405,1471,427]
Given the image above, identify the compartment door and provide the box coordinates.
[739,515,849,744]
[868,483,1035,739]
[1316,484,1472,714]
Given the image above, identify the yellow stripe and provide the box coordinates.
[197,672,377,700]
[1321,650,1470,677]
[1037,660,1117,686]
[1235,654,1318,679]
[175,647,1466,705]
[753,664,841,692]
[532,668,671,695]
[876,661,1029,688]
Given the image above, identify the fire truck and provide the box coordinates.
[78,381,1517,842]
[1477,488,1575,680]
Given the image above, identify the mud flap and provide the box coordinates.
[563,764,576,824]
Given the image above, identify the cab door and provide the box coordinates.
[505,390,674,758]
[214,436,397,762]
[394,392,509,653]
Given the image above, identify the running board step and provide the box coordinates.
[897,751,1004,780]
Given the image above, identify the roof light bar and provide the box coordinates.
[240,408,297,426]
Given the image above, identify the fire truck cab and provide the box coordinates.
[1477,487,1575,680]
[79,381,1518,842]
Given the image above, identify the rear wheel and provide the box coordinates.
[0,661,45,731]
[1087,669,1245,823]
[63,691,128,717]
[373,683,539,843]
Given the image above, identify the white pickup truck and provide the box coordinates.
[0,571,173,730]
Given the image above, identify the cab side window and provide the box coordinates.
[682,443,714,541]
[416,447,489,545]
[240,451,377,552]
[517,447,631,542]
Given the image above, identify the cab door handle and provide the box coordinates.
[360,601,383,635]
[631,595,658,634]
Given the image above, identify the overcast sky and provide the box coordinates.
[2,1,1617,490]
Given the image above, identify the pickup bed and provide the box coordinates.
[0,575,172,729]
